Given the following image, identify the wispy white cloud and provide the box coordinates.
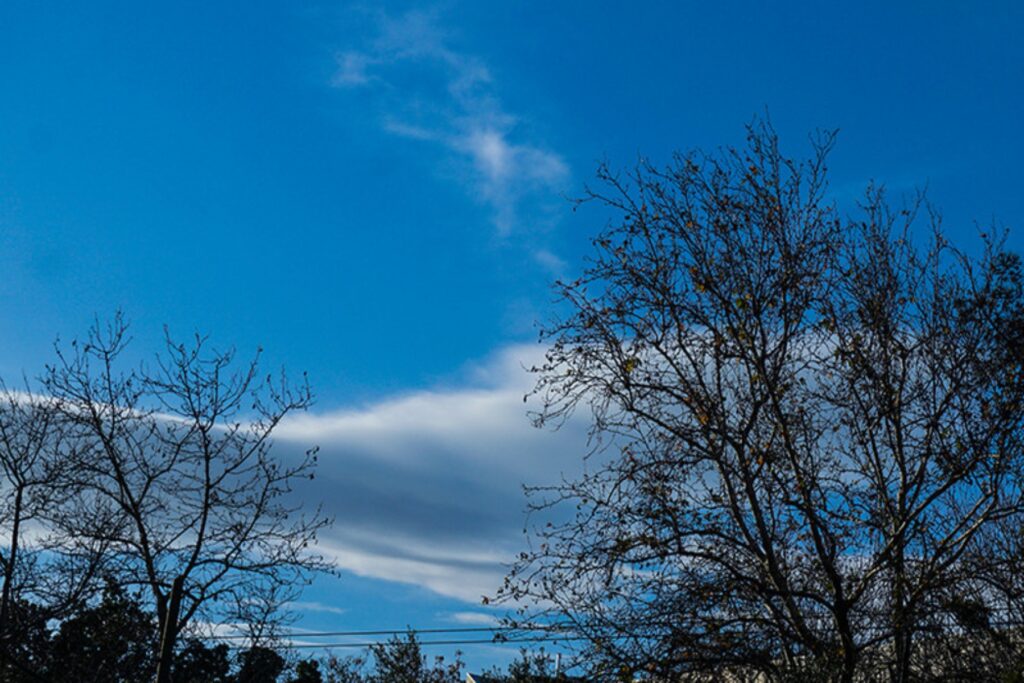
[289,601,348,617]
[332,51,374,87]
[532,248,567,277]
[275,345,588,604]
[332,9,569,237]
[444,611,501,626]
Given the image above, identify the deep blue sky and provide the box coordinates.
[2,0,1022,670]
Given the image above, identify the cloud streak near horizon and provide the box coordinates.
[331,9,569,245]
[275,345,589,604]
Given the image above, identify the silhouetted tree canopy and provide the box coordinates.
[498,121,1024,682]
[174,638,232,683]
[0,585,338,682]
[236,646,287,683]
[0,316,331,678]
[321,634,565,683]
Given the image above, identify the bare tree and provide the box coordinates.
[0,381,110,681]
[41,314,332,676]
[0,384,63,636]
[498,122,1024,682]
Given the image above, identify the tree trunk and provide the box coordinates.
[0,487,24,640]
[154,575,184,683]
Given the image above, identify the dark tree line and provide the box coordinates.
[498,122,1024,681]
[322,631,566,683]
[0,581,324,683]
[0,315,331,679]
[1,584,563,683]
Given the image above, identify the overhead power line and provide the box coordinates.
[224,635,588,651]
[208,625,564,640]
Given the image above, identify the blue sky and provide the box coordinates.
[2,0,1023,670]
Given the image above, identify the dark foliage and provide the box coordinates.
[320,633,564,683]
[0,587,305,683]
[236,647,286,683]
[287,659,324,683]
[480,649,568,682]
[45,583,157,683]
[0,590,567,683]
[174,638,232,683]
[366,632,463,683]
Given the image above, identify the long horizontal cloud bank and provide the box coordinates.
[274,345,589,603]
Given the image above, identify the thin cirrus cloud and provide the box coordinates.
[275,344,589,604]
[331,9,570,247]
[445,611,501,626]
[287,601,348,617]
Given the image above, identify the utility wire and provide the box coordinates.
[224,636,588,651]
[208,626,528,638]
[214,616,1024,650]
[208,625,565,640]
